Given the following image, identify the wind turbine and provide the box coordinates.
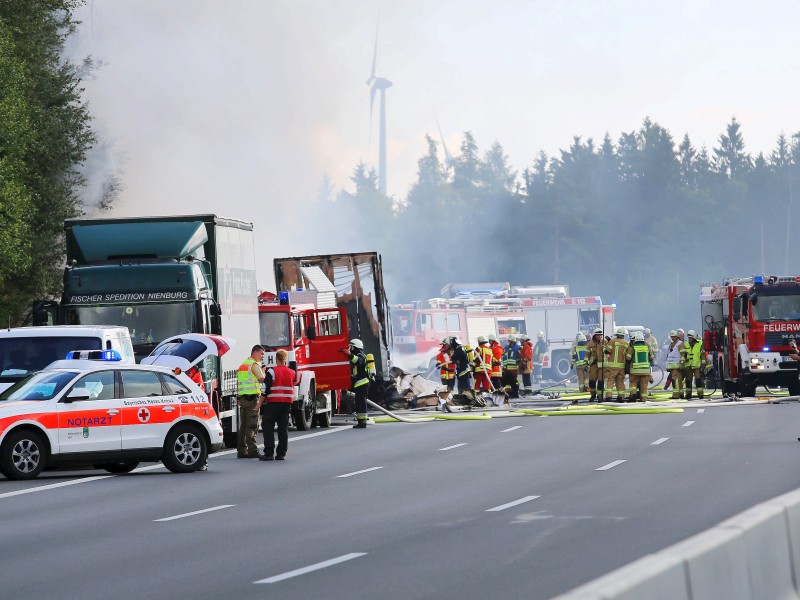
[434,109,455,173]
[366,23,392,196]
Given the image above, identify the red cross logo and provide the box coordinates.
[137,408,150,423]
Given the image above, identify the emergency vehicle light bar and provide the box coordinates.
[66,350,122,361]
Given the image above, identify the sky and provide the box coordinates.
[69,0,800,289]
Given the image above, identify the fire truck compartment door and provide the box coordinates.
[305,308,351,392]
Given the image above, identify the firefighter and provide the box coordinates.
[677,328,692,392]
[626,331,654,401]
[518,334,534,395]
[603,327,629,401]
[665,330,686,399]
[532,331,548,383]
[435,339,455,392]
[585,327,605,401]
[684,330,707,400]
[488,334,504,391]
[473,336,494,393]
[341,338,370,428]
[446,337,473,399]
[502,334,521,399]
[644,328,659,359]
[571,333,589,393]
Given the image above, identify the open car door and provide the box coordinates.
[141,334,235,371]
[307,308,351,393]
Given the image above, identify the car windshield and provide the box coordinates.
[0,371,79,401]
[390,310,414,335]
[259,312,290,348]
[148,339,208,364]
[751,293,800,321]
[65,303,195,350]
[0,337,101,380]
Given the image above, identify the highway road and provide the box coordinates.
[2,402,800,599]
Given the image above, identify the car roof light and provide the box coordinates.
[66,349,122,361]
[753,275,764,284]
[279,291,289,305]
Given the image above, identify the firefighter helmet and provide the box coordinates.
[677,328,685,335]
[644,328,651,335]
[477,336,487,344]
[633,331,644,341]
[487,334,497,342]
[593,327,603,335]
[537,331,544,338]
[577,333,587,342]
[687,330,698,339]
[441,337,450,345]
[669,330,678,337]
[519,334,530,341]
[349,339,364,350]
[615,327,626,337]
[507,334,517,343]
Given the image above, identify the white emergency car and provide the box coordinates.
[0,338,227,480]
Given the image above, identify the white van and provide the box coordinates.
[0,326,135,393]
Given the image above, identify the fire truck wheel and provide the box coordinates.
[738,374,756,398]
[1,429,47,480]
[94,461,140,474]
[292,383,316,431]
[311,393,331,428]
[552,352,573,379]
[314,409,332,428]
[162,425,208,473]
[788,380,800,396]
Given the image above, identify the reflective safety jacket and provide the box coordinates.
[572,343,588,366]
[665,340,685,370]
[450,345,471,377]
[604,337,629,369]
[585,337,605,368]
[350,351,370,389]
[685,340,705,368]
[626,342,653,375]
[436,350,455,380]
[265,365,295,402]
[237,358,261,396]
[532,339,548,366]
[490,341,503,377]
[473,344,494,375]
[519,341,533,374]
[502,343,520,371]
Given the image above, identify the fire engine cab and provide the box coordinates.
[257,290,351,429]
[701,276,800,396]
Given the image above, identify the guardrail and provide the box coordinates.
[553,488,800,599]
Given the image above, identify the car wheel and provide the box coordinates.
[1,429,47,480]
[95,462,140,474]
[162,425,207,473]
[292,381,315,431]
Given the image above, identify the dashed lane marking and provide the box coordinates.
[697,409,705,413]
[596,460,627,471]
[438,443,468,451]
[254,553,367,584]
[651,437,669,445]
[501,426,522,433]
[336,467,383,478]
[486,495,541,512]
[682,421,696,427]
[154,504,234,522]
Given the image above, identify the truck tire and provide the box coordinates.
[552,352,573,380]
[292,382,316,431]
[788,379,800,396]
[162,425,208,473]
[738,373,756,398]
[311,393,332,428]
[1,429,47,480]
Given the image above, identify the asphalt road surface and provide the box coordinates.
[2,403,800,600]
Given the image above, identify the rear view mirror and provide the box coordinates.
[307,324,317,340]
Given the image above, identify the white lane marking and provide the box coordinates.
[255,552,367,584]
[0,426,350,500]
[154,504,234,522]
[682,421,695,427]
[336,466,383,478]
[501,426,522,433]
[438,443,468,451]
[651,437,669,445]
[697,409,705,413]
[596,460,627,471]
[486,495,541,512]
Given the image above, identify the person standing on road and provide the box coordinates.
[603,328,629,401]
[341,339,370,428]
[237,345,266,458]
[665,330,686,399]
[257,349,294,461]
[518,334,534,395]
[532,331,548,384]
[585,328,605,401]
[644,328,659,358]
[502,335,521,399]
[626,331,654,402]
[571,333,589,392]
[473,336,494,393]
[684,330,707,400]
[435,339,456,392]
[488,334,504,392]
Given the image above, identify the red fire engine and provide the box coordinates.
[257,290,351,429]
[700,276,800,396]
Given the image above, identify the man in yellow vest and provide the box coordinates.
[604,327,629,401]
[684,330,707,399]
[342,338,371,428]
[571,333,589,393]
[626,331,654,401]
[237,345,266,458]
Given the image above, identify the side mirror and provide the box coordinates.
[209,303,222,317]
[307,324,317,340]
[64,388,90,403]
[733,297,742,321]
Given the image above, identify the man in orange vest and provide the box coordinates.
[258,349,295,460]
[488,334,504,391]
[473,336,494,393]
[518,334,534,395]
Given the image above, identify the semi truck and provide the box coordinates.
[33,214,260,446]
[272,252,394,402]
[700,276,800,396]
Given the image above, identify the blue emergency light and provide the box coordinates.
[763,347,770,352]
[279,291,289,305]
[66,349,122,361]
[754,276,764,284]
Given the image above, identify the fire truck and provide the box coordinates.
[700,276,800,396]
[258,288,350,429]
[391,283,615,380]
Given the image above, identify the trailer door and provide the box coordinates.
[308,308,351,393]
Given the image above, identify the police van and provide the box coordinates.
[0,326,135,394]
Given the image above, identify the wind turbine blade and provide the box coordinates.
[434,109,453,164]
[368,21,378,83]
[369,85,376,143]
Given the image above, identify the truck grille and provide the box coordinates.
[765,332,800,346]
